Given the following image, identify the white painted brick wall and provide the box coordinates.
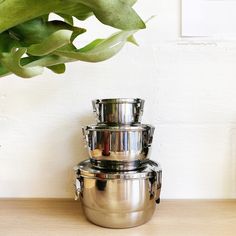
[1,0,236,198]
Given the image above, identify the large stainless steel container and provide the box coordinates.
[82,124,155,170]
[74,160,162,228]
[92,98,145,125]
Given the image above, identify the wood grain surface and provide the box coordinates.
[0,199,236,236]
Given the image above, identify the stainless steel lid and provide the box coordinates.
[92,98,145,104]
[74,159,161,179]
[83,124,155,132]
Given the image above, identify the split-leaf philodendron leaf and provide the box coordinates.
[0,0,146,78]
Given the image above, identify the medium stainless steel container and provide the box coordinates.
[82,124,155,170]
[92,98,145,125]
[74,160,162,228]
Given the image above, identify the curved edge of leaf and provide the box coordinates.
[0,48,43,78]
[57,3,93,21]
[127,35,139,46]
[27,30,73,56]
[47,64,66,74]
[54,30,137,62]
[56,13,74,25]
[82,0,146,30]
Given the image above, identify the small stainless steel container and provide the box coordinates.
[74,160,162,228]
[92,98,145,125]
[82,124,155,170]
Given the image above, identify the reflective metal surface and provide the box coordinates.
[74,160,162,228]
[82,124,155,170]
[89,159,149,171]
[92,98,145,125]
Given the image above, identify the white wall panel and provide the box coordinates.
[1,0,236,198]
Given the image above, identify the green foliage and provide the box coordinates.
[0,0,145,78]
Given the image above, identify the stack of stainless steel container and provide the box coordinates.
[74,98,162,228]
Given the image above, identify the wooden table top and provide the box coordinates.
[0,199,236,236]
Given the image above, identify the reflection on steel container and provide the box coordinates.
[74,98,162,228]
[92,98,145,125]
[74,160,162,228]
[82,124,155,170]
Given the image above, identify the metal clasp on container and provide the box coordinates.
[74,178,83,200]
[92,100,100,122]
[149,170,157,200]
[156,170,162,204]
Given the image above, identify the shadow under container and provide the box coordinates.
[74,160,162,228]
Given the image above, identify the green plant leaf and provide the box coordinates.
[47,64,66,74]
[0,62,10,77]
[0,0,146,78]
[10,18,86,46]
[127,35,139,46]
[0,0,145,32]
[68,0,146,30]
[0,32,20,52]
[54,30,137,62]
[27,30,72,56]
[0,48,43,78]
[58,3,93,21]
[56,13,74,25]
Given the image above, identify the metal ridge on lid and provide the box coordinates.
[74,160,161,179]
[93,98,144,104]
[83,124,154,131]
